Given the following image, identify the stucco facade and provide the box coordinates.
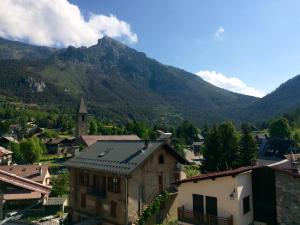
[176,171,253,225]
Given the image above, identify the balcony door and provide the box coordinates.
[158,172,164,193]
[193,194,204,214]
[205,196,218,216]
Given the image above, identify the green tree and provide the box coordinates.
[0,121,9,136]
[9,142,23,164]
[269,117,292,139]
[218,122,239,169]
[20,137,45,163]
[184,165,201,178]
[203,126,222,172]
[43,130,59,138]
[89,120,98,135]
[203,122,239,172]
[51,171,69,197]
[239,123,257,166]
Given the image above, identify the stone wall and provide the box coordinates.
[275,171,300,225]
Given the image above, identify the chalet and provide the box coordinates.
[258,138,300,164]
[65,140,188,225]
[0,166,51,218]
[0,147,12,165]
[43,137,76,154]
[0,136,19,149]
[0,165,50,185]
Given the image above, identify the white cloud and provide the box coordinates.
[214,27,225,40]
[196,70,265,98]
[0,0,138,47]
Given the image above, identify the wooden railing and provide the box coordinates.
[178,206,233,225]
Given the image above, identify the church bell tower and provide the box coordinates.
[76,97,88,137]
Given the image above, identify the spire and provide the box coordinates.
[78,97,88,114]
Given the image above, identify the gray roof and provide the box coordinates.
[78,97,88,114]
[64,140,187,175]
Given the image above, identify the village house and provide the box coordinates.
[252,156,300,225]
[257,138,300,165]
[173,166,255,225]
[0,165,51,218]
[0,136,19,149]
[0,147,12,165]
[43,137,76,155]
[65,140,188,225]
[75,98,141,148]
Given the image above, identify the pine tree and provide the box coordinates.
[239,123,257,166]
[203,126,222,172]
[218,122,240,169]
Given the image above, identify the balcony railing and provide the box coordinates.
[178,206,233,225]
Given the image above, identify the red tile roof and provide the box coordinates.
[0,147,12,157]
[0,165,49,183]
[173,166,262,185]
[0,169,51,194]
[81,135,141,146]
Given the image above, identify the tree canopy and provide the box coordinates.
[20,137,45,163]
[269,117,292,139]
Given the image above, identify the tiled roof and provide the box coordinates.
[0,136,19,144]
[65,140,188,175]
[258,138,300,159]
[0,165,49,183]
[173,166,262,185]
[0,146,12,157]
[0,169,51,194]
[81,135,141,147]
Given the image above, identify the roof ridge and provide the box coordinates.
[0,169,51,193]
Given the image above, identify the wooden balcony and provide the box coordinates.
[178,206,233,225]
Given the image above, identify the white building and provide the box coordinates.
[173,166,255,225]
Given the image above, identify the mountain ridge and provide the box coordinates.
[0,36,299,125]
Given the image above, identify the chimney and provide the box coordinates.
[38,163,43,176]
[143,140,149,150]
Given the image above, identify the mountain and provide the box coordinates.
[242,75,300,122]
[0,37,57,60]
[0,36,299,125]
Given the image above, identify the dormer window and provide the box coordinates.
[159,154,164,164]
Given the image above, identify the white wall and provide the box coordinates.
[177,172,254,225]
[236,171,254,225]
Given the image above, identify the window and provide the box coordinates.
[81,115,85,121]
[79,172,89,186]
[159,154,164,164]
[81,193,86,208]
[108,177,121,193]
[243,196,250,214]
[110,200,117,217]
[93,174,100,189]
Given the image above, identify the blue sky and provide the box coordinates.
[1,0,300,97]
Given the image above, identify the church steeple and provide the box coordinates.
[76,97,88,137]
